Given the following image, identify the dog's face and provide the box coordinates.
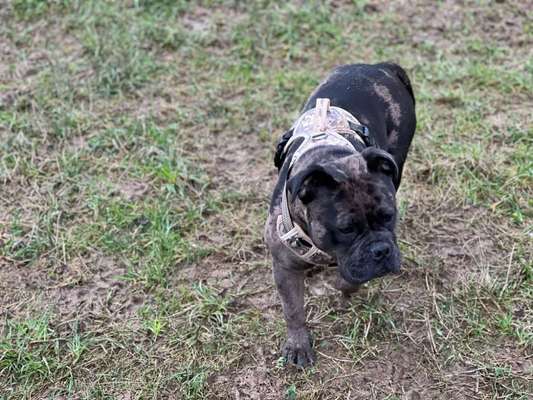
[288,148,400,284]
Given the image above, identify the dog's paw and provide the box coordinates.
[282,329,315,368]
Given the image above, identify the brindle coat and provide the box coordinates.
[265,63,416,367]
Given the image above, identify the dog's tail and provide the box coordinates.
[380,62,415,106]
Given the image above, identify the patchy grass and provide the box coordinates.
[0,0,531,399]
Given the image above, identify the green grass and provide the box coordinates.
[0,314,91,395]
[0,0,531,398]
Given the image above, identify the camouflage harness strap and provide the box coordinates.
[277,98,367,265]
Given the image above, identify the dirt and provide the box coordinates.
[0,255,144,325]
[212,368,283,400]
[117,181,150,201]
[388,0,532,50]
[56,258,145,321]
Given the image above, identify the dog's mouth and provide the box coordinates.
[339,257,400,284]
[337,239,401,284]
[339,265,390,285]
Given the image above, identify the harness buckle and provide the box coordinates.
[312,131,327,140]
[348,121,374,147]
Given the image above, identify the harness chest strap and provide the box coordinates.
[277,181,334,265]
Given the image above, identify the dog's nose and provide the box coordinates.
[370,241,390,261]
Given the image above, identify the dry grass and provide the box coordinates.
[0,0,531,399]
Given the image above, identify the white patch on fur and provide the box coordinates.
[373,83,401,127]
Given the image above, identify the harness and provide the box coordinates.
[276,98,370,265]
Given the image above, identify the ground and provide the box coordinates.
[0,0,531,399]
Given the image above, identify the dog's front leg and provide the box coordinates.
[273,259,315,367]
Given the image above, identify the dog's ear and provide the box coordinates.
[274,128,294,170]
[361,147,399,188]
[287,163,348,204]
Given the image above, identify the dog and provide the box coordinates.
[264,63,416,367]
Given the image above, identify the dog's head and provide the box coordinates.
[287,148,400,284]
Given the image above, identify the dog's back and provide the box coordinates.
[303,63,416,185]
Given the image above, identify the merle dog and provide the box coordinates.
[264,63,416,367]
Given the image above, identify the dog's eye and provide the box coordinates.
[338,225,354,234]
[338,220,359,234]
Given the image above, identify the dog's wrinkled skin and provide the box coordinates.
[265,63,416,368]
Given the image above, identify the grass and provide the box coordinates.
[0,0,531,398]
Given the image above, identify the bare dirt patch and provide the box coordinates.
[0,256,144,324]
